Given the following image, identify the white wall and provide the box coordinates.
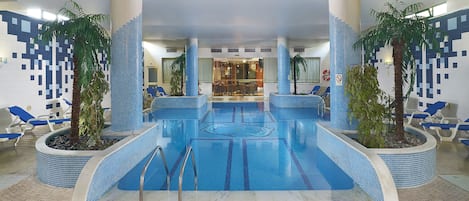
[447,0,469,12]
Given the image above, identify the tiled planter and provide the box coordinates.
[35,127,124,188]
[371,126,437,188]
[342,125,437,188]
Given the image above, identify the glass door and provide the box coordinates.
[212,58,263,96]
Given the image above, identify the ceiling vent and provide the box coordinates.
[293,47,305,52]
[260,48,271,52]
[211,48,222,53]
[166,47,177,53]
[244,48,256,53]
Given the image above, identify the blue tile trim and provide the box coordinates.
[242,139,250,190]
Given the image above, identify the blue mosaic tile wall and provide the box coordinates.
[372,9,469,108]
[425,9,469,100]
[0,11,52,99]
[0,10,110,112]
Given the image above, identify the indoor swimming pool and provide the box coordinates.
[118,102,353,191]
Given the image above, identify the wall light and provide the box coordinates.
[384,59,393,65]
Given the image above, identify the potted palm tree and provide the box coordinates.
[353,1,441,142]
[344,1,441,189]
[35,0,114,188]
[290,54,307,95]
[170,53,186,96]
[40,0,111,148]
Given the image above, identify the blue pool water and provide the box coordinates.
[118,102,353,191]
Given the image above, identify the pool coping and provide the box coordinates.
[72,123,159,201]
[316,122,399,201]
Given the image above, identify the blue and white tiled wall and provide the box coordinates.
[0,11,110,115]
[374,9,469,118]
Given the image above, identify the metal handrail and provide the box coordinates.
[318,98,326,117]
[178,146,198,201]
[139,145,170,201]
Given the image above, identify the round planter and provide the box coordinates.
[369,125,437,188]
[35,127,121,188]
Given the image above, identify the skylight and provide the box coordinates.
[405,2,447,19]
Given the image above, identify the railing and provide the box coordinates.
[178,146,198,201]
[139,145,170,201]
[318,97,326,117]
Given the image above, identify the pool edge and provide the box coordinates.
[316,122,398,201]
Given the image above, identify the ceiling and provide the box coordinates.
[10,0,445,48]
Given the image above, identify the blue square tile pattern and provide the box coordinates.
[448,17,458,30]
[21,19,30,33]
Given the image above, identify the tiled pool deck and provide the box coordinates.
[1,117,468,201]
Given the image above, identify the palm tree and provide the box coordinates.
[353,2,440,140]
[40,0,111,144]
[170,53,186,96]
[290,54,307,95]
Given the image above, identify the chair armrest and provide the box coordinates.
[37,114,53,120]
[453,122,469,130]
[408,111,432,119]
[439,117,460,124]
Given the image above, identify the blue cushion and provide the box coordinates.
[29,119,49,126]
[459,124,469,131]
[49,118,71,124]
[0,133,22,140]
[30,118,70,126]
[412,113,430,119]
[9,106,35,122]
[424,101,446,115]
[461,139,469,146]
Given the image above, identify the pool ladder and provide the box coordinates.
[139,145,198,201]
[178,145,198,201]
[139,145,170,201]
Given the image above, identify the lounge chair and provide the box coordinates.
[318,86,330,98]
[421,118,469,142]
[0,107,23,147]
[157,86,169,96]
[62,98,72,117]
[146,86,158,97]
[310,85,321,95]
[8,105,70,132]
[461,138,469,148]
[404,101,447,124]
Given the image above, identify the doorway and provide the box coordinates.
[212,58,263,96]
